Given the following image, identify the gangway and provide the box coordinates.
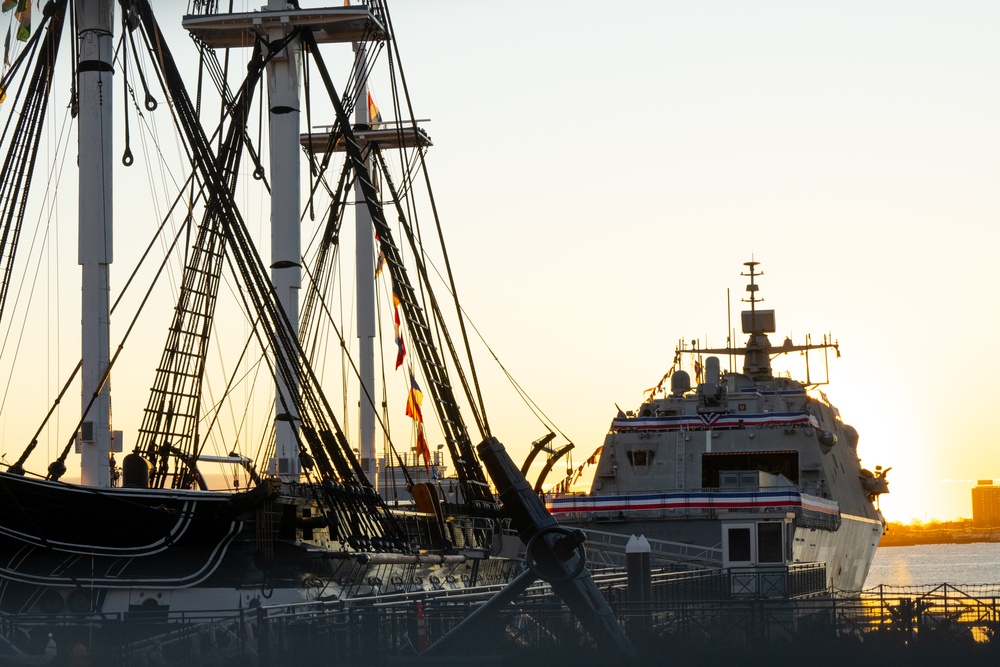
[582,528,723,568]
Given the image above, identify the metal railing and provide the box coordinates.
[6,580,1000,665]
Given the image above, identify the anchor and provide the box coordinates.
[423,436,635,657]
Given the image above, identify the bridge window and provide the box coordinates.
[626,450,655,466]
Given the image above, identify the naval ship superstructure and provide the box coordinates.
[546,262,888,592]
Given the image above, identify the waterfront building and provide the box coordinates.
[972,480,1000,527]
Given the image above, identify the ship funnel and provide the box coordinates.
[671,370,691,396]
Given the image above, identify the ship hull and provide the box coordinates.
[0,472,519,615]
[792,511,883,592]
[553,508,883,592]
[545,351,888,594]
[0,473,255,588]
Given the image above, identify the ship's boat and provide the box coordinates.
[0,0,522,616]
[544,261,889,592]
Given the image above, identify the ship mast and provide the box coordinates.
[77,0,115,487]
[741,260,772,379]
[683,260,840,384]
[353,42,377,486]
[266,0,303,483]
[185,4,388,484]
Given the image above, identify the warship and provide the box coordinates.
[545,261,889,592]
[0,0,525,618]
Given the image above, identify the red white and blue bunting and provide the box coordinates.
[612,412,819,433]
[546,489,839,517]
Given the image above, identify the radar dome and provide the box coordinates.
[671,370,691,396]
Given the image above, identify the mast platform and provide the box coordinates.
[301,125,432,153]
[183,7,385,47]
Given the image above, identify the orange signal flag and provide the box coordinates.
[405,373,423,422]
[367,91,382,128]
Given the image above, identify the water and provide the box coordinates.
[863,542,1000,588]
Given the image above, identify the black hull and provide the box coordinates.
[0,473,521,615]
[0,473,260,591]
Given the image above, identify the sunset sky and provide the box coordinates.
[383,1,1000,522]
[1,1,997,524]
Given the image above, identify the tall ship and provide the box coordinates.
[545,261,889,592]
[0,0,523,617]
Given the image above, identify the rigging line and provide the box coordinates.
[45,203,190,478]
[191,266,255,444]
[299,257,401,470]
[124,4,159,114]
[374,279,391,439]
[303,29,492,503]
[0,47,71,420]
[0,227,62,428]
[138,6,396,522]
[410,236,570,442]
[47,81,67,461]
[382,37,418,206]
[260,51,370,486]
[14,107,73,452]
[0,98,72,339]
[298,61,354,205]
[301,160,350,359]
[119,67,272,392]
[301,39,315,221]
[0,1,54,109]
[300,198,333,267]
[230,347,271,467]
[351,44,383,118]
[119,46,190,202]
[9,359,80,475]
[373,275,424,481]
[133,110,185,302]
[144,43,332,490]
[67,0,75,113]
[140,185,247,479]
[123,49,192,253]
[194,32,203,116]
[370,148,487,439]
[118,17,132,166]
[192,38,269,189]
[0,182,68,421]
[0,4,66,325]
[380,6,492,439]
[109,171,199,315]
[198,317,265,463]
[0,23,44,158]
[152,58,262,469]
[302,138,350,214]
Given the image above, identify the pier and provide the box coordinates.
[4,573,1000,665]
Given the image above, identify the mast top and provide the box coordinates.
[680,260,839,382]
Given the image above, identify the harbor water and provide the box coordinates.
[864,542,1000,588]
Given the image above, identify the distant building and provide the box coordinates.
[972,480,1000,527]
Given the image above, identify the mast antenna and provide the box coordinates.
[741,259,762,334]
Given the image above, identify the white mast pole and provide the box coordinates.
[267,0,302,482]
[353,43,377,486]
[77,0,115,487]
